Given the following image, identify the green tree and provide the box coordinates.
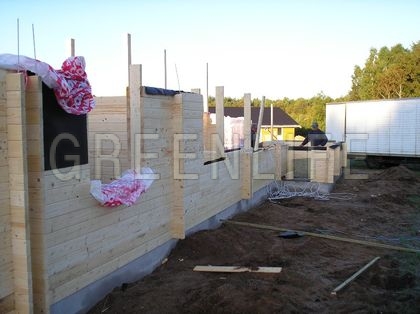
[406,41,420,96]
[349,42,420,100]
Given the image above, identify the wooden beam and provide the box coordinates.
[193,265,282,273]
[164,49,167,89]
[286,149,294,180]
[127,33,132,83]
[223,220,420,254]
[243,93,251,150]
[254,96,265,151]
[204,62,209,113]
[270,101,273,141]
[128,64,142,171]
[215,86,224,149]
[331,256,380,295]
[69,38,75,57]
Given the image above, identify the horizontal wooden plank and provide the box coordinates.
[88,113,127,123]
[0,229,12,251]
[9,173,25,189]
[89,122,127,132]
[193,265,282,273]
[24,75,41,92]
[6,73,24,91]
[25,93,42,109]
[93,96,126,108]
[7,124,24,141]
[141,108,172,120]
[7,141,25,159]
[0,117,6,132]
[25,125,42,141]
[0,181,10,201]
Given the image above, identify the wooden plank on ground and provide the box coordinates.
[223,220,420,254]
[193,265,282,273]
[331,256,380,295]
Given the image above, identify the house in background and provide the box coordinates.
[208,106,300,143]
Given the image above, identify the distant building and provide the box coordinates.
[208,107,300,142]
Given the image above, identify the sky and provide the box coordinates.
[1,0,419,100]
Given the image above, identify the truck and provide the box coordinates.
[326,98,420,167]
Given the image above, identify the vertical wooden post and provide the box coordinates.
[0,70,15,314]
[215,86,224,149]
[327,147,335,183]
[270,101,274,141]
[243,93,251,150]
[275,144,282,180]
[69,38,75,57]
[128,64,142,171]
[241,151,252,199]
[342,142,348,168]
[127,33,132,84]
[310,150,316,181]
[171,95,185,239]
[254,96,265,151]
[26,75,49,313]
[164,49,167,89]
[6,73,33,314]
[286,149,294,180]
[204,62,209,113]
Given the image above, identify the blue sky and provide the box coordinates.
[1,0,419,100]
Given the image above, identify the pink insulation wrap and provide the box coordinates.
[53,56,95,115]
[0,53,95,115]
[90,168,155,207]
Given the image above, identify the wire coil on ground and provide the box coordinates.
[267,180,355,202]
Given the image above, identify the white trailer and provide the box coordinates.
[326,98,420,166]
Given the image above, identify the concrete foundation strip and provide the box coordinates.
[331,256,380,295]
[222,220,420,254]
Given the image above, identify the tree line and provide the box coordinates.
[209,41,420,132]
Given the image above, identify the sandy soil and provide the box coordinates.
[88,165,420,314]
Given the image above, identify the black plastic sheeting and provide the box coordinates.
[144,86,182,96]
[42,83,88,170]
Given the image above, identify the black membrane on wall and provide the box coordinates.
[42,83,88,170]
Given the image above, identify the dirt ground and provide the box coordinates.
[88,164,420,314]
